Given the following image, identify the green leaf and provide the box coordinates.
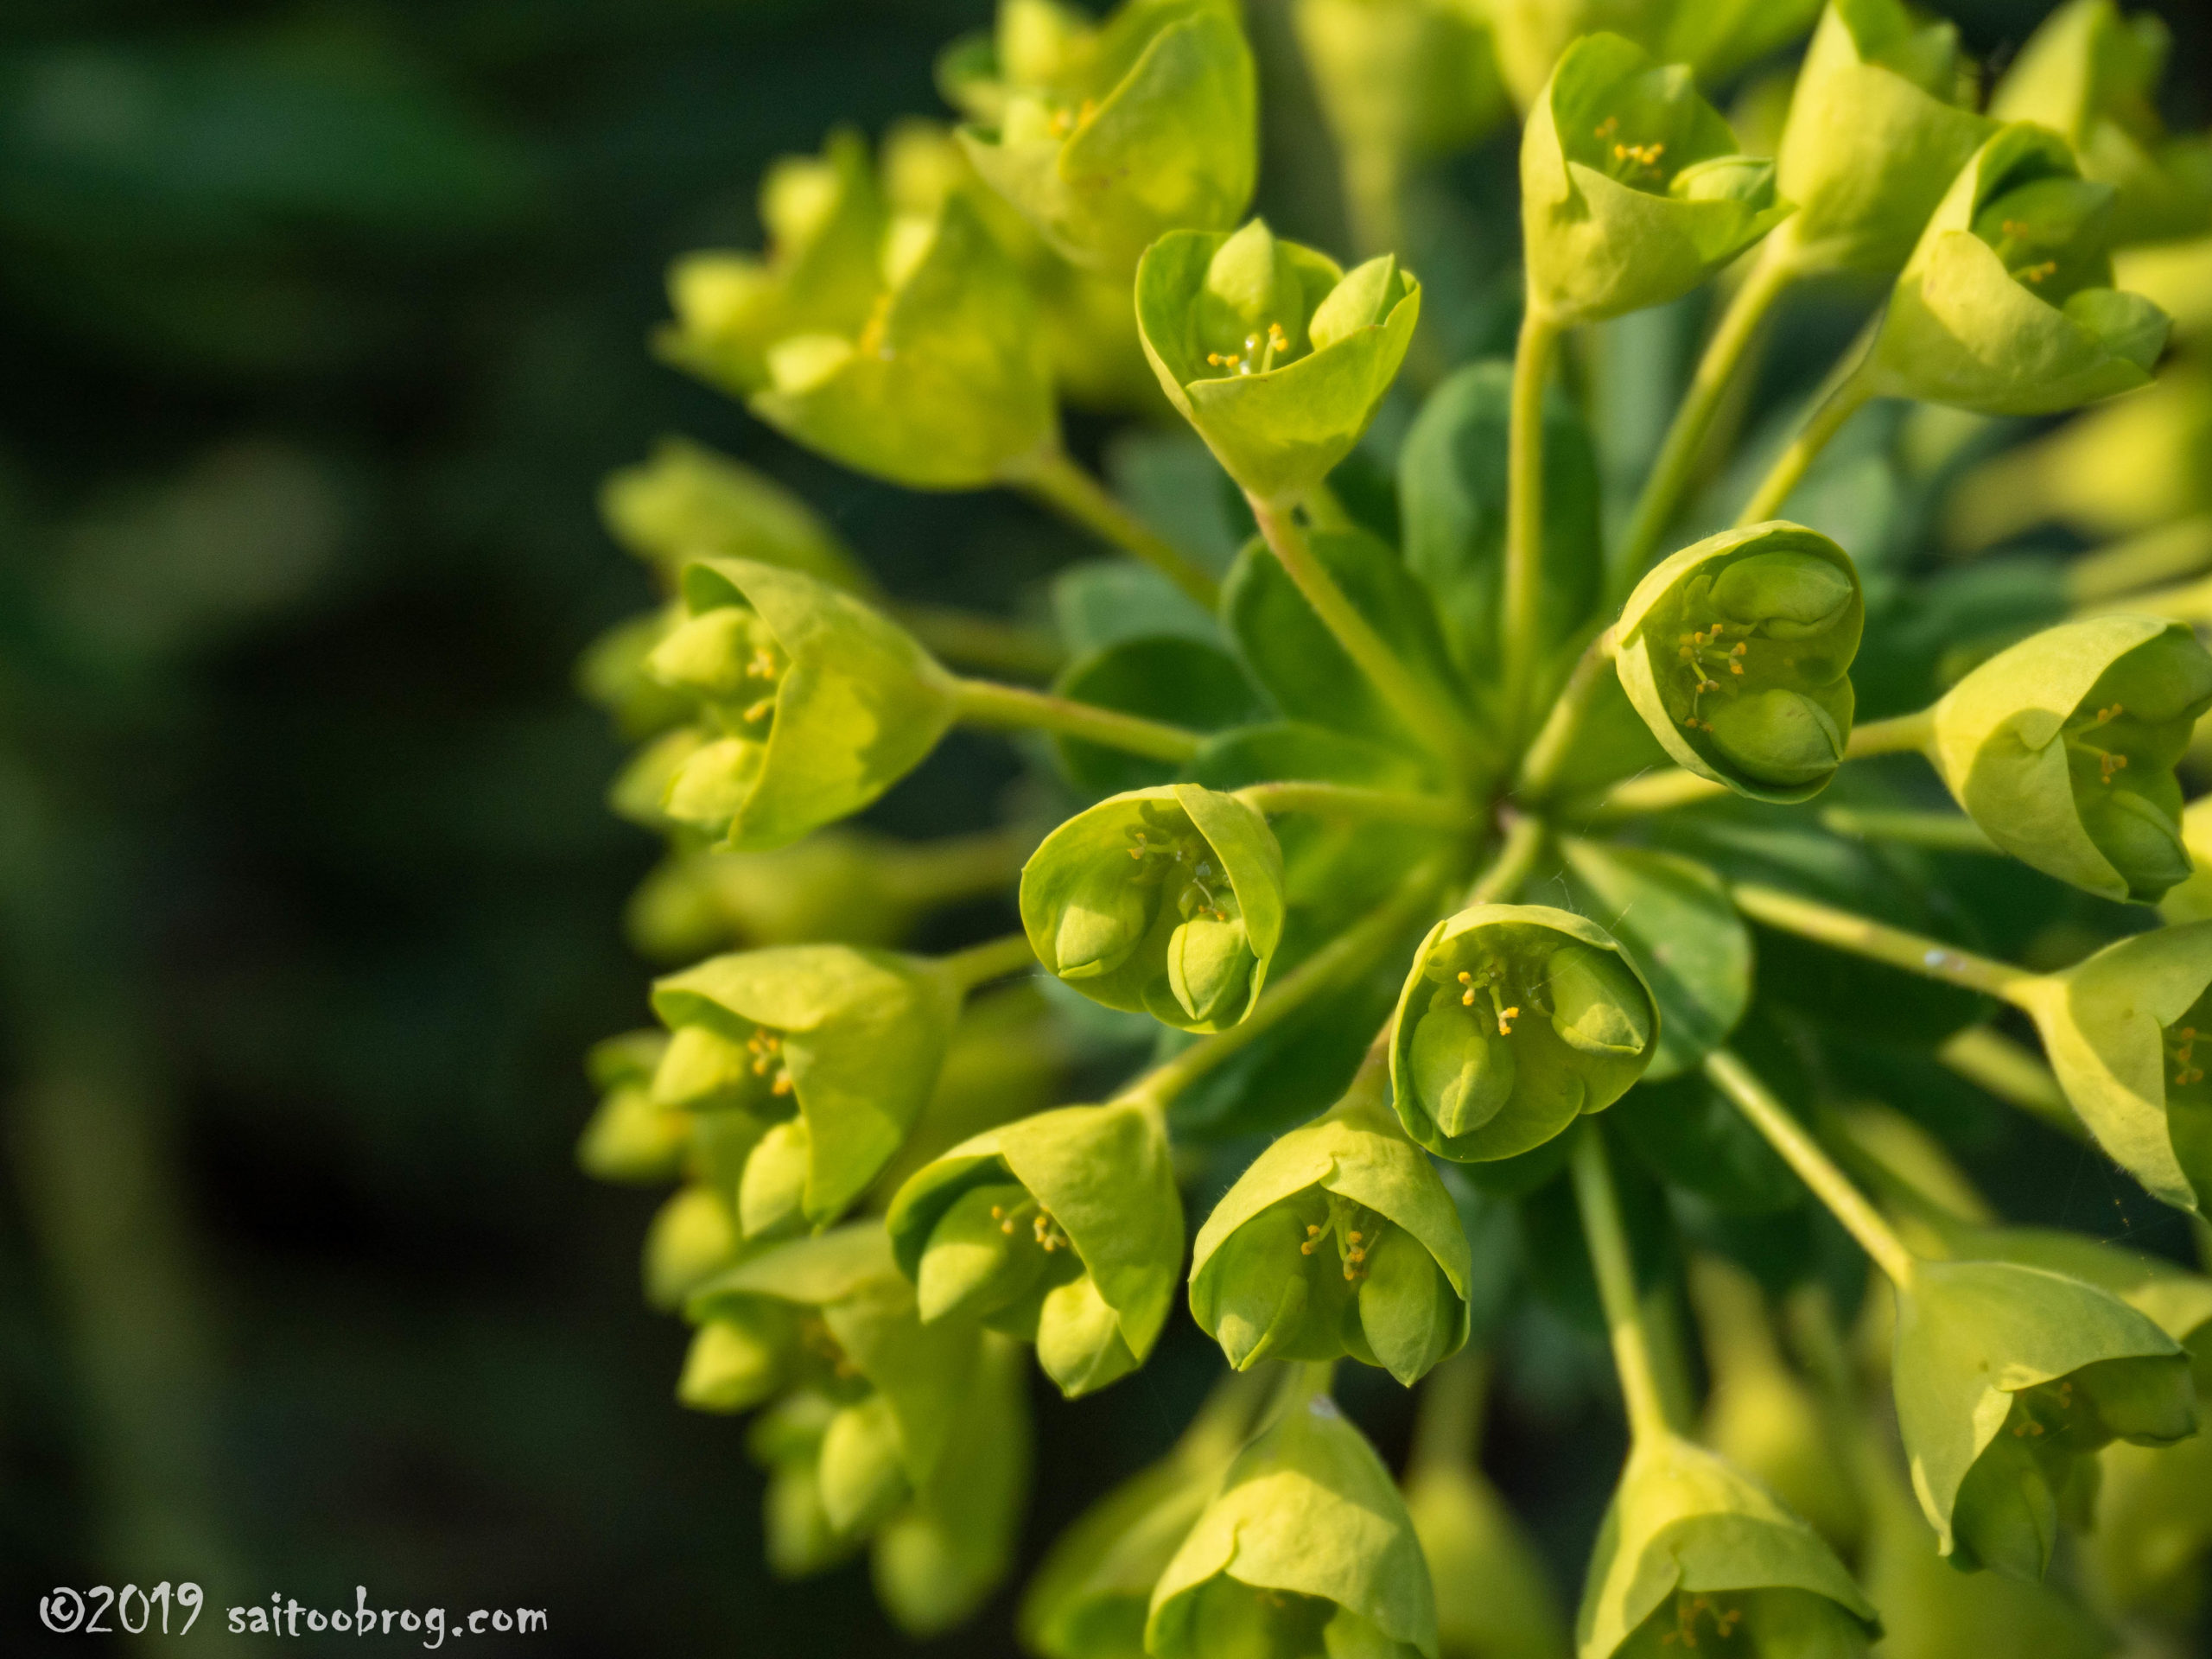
[1611,1073,1800,1216]
[1052,558,1221,657]
[1051,635,1268,793]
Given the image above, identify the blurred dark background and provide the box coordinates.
[1,2,2205,1654]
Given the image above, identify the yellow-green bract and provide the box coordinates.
[1613,523,1863,804]
[1187,1093,1472,1383]
[1020,782,1286,1033]
[884,1099,1181,1397]
[1520,33,1788,327]
[1135,219,1421,503]
[1389,904,1659,1161]
[1929,614,2212,904]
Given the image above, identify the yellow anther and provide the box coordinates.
[2095,703,2124,723]
[1729,661,1744,676]
[771,1074,793,1096]
[1497,1005,1519,1036]
[1346,1230,1362,1243]
[2001,219,2031,239]
[2099,750,2129,783]
[742,698,775,723]
[1595,116,1618,139]
[1731,642,1746,656]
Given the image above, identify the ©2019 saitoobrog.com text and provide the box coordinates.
[38,1583,547,1644]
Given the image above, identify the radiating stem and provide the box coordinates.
[1235,779,1471,830]
[1570,766,1727,824]
[1465,811,1548,906]
[1705,1048,1919,1288]
[1818,806,1997,854]
[1936,1025,2085,1141]
[1735,348,1878,527]
[952,677,1204,763]
[1409,1350,1490,1476]
[938,932,1037,994]
[1571,1127,1675,1444]
[1613,240,1797,599]
[1728,883,2037,1002]
[2066,515,2212,605]
[1516,632,1612,798]
[1247,494,1481,776]
[894,602,1063,681]
[879,827,1033,910]
[1503,308,1564,744]
[1843,706,1935,760]
[1016,448,1221,610]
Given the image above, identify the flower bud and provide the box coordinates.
[1930,614,2212,902]
[576,605,695,741]
[1135,219,1421,503]
[575,1030,689,1185]
[600,435,870,593]
[1867,124,2172,416]
[1147,1384,1437,1659]
[677,1308,790,1414]
[1405,1458,1570,1659]
[642,1183,743,1312]
[1390,904,1660,1162]
[1615,524,1862,803]
[887,1099,1181,1398]
[1890,1259,2194,1578]
[1189,1093,1473,1384]
[653,941,962,1230]
[1771,0,1995,276]
[749,1394,860,1578]
[1577,1432,1878,1656]
[1521,34,1789,329]
[944,0,1257,274]
[1021,784,1286,1033]
[818,1393,910,1535]
[640,558,958,852]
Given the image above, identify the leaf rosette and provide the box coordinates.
[1577,1432,1879,1657]
[942,0,1256,275]
[1187,1093,1473,1384]
[642,557,958,853]
[1389,903,1661,1162]
[1146,1387,1439,1659]
[652,943,961,1234]
[1135,219,1421,503]
[1929,613,2212,903]
[1521,33,1789,329]
[1891,1258,2194,1580]
[1020,783,1287,1032]
[1614,524,1864,804]
[1866,124,2173,416]
[885,1098,1182,1397]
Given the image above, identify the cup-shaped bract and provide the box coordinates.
[944,0,1256,275]
[1405,1454,1571,1659]
[1614,524,1864,804]
[1772,0,1995,276]
[1147,1388,1439,1659]
[643,558,959,853]
[1135,219,1421,503]
[600,435,872,593]
[1867,124,2172,417]
[1891,1258,2194,1579]
[576,1030,689,1185]
[1292,0,1507,186]
[1390,904,1661,1163]
[1992,0,2212,248]
[1929,614,2212,904]
[886,1098,1181,1398]
[1577,1432,1879,1657]
[1521,34,1789,329]
[1188,1094,1473,1384]
[652,943,961,1231]
[1020,783,1286,1033]
[2017,920,2212,1214]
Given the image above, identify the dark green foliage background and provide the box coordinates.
[0,1,2204,1654]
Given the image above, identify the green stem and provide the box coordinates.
[1728,882,2038,1002]
[1570,1127,1675,1444]
[1613,240,1797,599]
[1465,812,1548,906]
[1516,632,1612,798]
[1817,806,1997,854]
[2066,515,2212,605]
[938,931,1037,994]
[1570,766,1727,824]
[893,602,1064,682]
[1234,779,1471,830]
[1843,705,1935,760]
[1016,448,1221,611]
[952,678,1205,763]
[1246,494,1481,776]
[1704,1048,1920,1287]
[1735,353,1878,527]
[1120,859,1449,1112]
[1409,1350,1489,1476]
[880,828,1033,910]
[1936,1025,2086,1142]
[1503,308,1564,744]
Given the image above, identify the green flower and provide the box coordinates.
[1135,219,1421,504]
[2012,920,2212,1213]
[1577,1433,1878,1657]
[1521,34,1789,329]
[1929,614,2212,903]
[1147,1380,1439,1659]
[886,1098,1181,1397]
[1891,1259,2194,1579]
[1866,124,2171,416]
[1389,904,1660,1162]
[1187,1090,1472,1384]
[575,1030,688,1185]
[652,942,962,1233]
[642,1182,744,1313]
[599,435,871,592]
[1020,783,1286,1033]
[1404,1450,1570,1659]
[641,558,958,852]
[943,0,1256,275]
[1992,0,2212,248]
[1292,0,1507,209]
[1770,0,1995,276]
[1613,524,1863,804]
